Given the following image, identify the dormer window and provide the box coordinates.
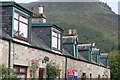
[14,11,29,41]
[52,29,61,50]
[32,23,63,52]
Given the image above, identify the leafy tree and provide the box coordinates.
[108,50,120,80]
[46,61,61,80]
[0,64,17,80]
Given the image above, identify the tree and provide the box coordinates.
[46,61,61,80]
[108,50,120,80]
[0,65,17,80]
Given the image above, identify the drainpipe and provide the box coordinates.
[29,16,32,44]
[73,44,75,57]
[8,40,13,68]
[8,40,11,80]
[75,44,78,58]
[106,58,108,67]
[96,55,99,64]
[8,40,11,68]
[65,56,68,80]
[8,40,14,80]
[88,48,92,62]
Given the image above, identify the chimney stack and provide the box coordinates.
[39,5,44,14]
[32,5,47,23]
[68,29,77,36]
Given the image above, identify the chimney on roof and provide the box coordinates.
[39,5,44,14]
[63,29,78,58]
[32,5,47,23]
[31,7,35,13]
[68,29,77,36]
[92,43,95,47]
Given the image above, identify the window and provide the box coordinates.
[14,11,29,41]
[52,30,61,50]
[14,65,27,80]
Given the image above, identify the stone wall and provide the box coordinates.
[13,43,66,78]
[0,39,110,79]
[0,40,9,66]
[67,58,110,78]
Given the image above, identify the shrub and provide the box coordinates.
[46,61,61,79]
[0,64,17,80]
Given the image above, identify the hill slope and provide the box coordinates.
[21,2,118,52]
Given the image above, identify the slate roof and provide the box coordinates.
[0,1,33,16]
[0,28,12,39]
[100,53,108,59]
[31,32,51,50]
[0,27,107,67]
[32,23,64,32]
[32,32,88,61]
[62,48,73,57]
[78,44,91,51]
[0,27,73,57]
[99,62,105,66]
[92,48,100,55]
[63,36,78,44]
[0,27,50,51]
[78,53,88,61]
[78,44,91,61]
[78,44,101,64]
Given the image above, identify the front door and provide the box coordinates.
[39,68,45,80]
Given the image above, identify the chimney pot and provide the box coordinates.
[31,7,35,13]
[68,29,72,35]
[73,29,77,35]
[39,5,44,14]
[68,29,77,36]
[92,43,95,47]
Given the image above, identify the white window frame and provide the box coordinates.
[52,28,61,50]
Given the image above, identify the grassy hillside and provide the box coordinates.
[21,2,118,52]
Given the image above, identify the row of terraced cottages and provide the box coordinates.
[0,1,110,80]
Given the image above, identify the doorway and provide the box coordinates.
[39,68,45,80]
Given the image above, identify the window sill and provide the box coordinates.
[13,38,30,45]
[52,49,62,54]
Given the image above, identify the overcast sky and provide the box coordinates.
[100,0,119,14]
[2,0,119,14]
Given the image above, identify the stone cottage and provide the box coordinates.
[0,1,110,80]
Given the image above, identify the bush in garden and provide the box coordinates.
[0,64,17,80]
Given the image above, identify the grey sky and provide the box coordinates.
[101,0,119,14]
[13,0,119,14]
